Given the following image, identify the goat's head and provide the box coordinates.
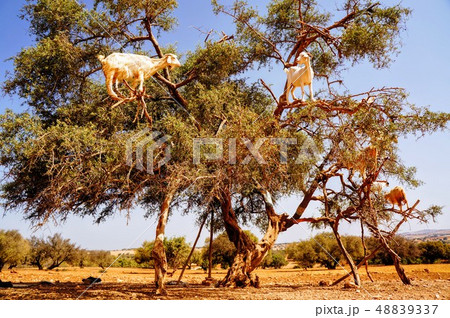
[165,54,181,69]
[296,51,312,65]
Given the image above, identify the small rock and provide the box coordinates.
[435,294,440,299]
[167,280,189,287]
[82,276,102,284]
[343,282,359,289]
[319,280,329,287]
[40,281,55,286]
[424,268,430,273]
[0,280,13,288]
[201,278,216,286]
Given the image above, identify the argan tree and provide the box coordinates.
[29,233,79,270]
[1,0,449,294]
[0,230,30,271]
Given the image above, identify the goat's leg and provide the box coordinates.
[115,79,127,99]
[285,79,292,103]
[300,85,305,102]
[309,83,316,101]
[139,95,153,127]
[291,87,298,101]
[138,71,145,94]
[106,74,120,100]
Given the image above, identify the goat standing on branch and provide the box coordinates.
[98,53,181,101]
[384,186,409,212]
[284,51,315,103]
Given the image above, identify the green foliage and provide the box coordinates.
[202,232,236,269]
[190,250,203,268]
[262,249,288,268]
[114,254,140,268]
[287,233,364,269]
[202,231,259,269]
[164,236,191,270]
[366,236,448,265]
[286,240,317,268]
[340,4,411,68]
[29,233,79,270]
[88,250,115,269]
[134,241,155,268]
[0,230,30,271]
[418,241,449,264]
[0,0,448,277]
[134,236,190,270]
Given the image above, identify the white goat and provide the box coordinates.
[284,51,315,103]
[371,180,389,192]
[97,53,181,100]
[384,186,409,212]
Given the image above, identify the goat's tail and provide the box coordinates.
[97,55,106,64]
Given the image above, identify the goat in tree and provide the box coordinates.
[384,186,409,212]
[98,53,181,100]
[284,51,315,102]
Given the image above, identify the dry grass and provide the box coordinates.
[0,264,449,300]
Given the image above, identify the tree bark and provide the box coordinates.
[331,222,361,286]
[332,245,382,286]
[217,189,288,287]
[152,188,176,295]
[377,234,411,285]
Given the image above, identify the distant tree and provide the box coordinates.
[135,237,190,272]
[203,232,236,269]
[367,236,422,265]
[203,231,258,269]
[270,251,288,269]
[134,241,155,268]
[286,233,365,269]
[261,250,273,269]
[46,234,79,269]
[312,233,344,269]
[73,249,88,268]
[0,230,30,271]
[261,250,288,269]
[89,250,114,269]
[115,254,140,268]
[286,240,317,269]
[341,236,365,264]
[29,233,78,270]
[164,237,190,274]
[419,241,448,264]
[189,250,203,269]
[29,236,48,270]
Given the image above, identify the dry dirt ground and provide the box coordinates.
[0,264,449,300]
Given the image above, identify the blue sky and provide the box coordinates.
[0,0,449,250]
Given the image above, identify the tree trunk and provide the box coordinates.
[377,233,411,285]
[152,189,176,295]
[33,260,44,270]
[332,222,361,286]
[177,214,207,284]
[47,261,64,270]
[217,189,288,287]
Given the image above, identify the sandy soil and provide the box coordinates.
[0,264,449,300]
